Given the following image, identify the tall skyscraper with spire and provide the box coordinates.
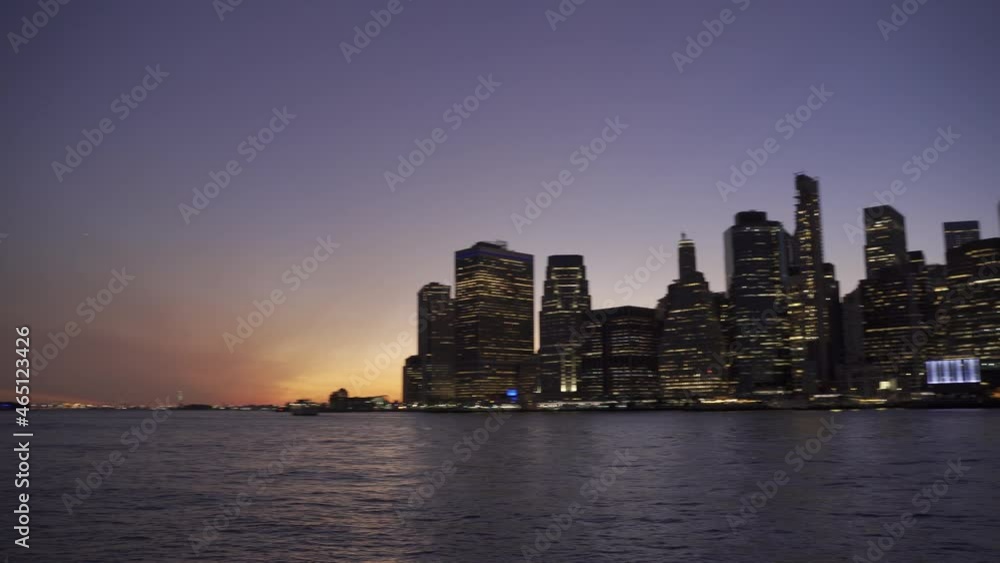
[539,255,591,398]
[788,174,830,394]
[678,234,697,279]
[454,241,534,402]
[659,234,728,397]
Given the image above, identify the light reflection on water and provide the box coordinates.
[7,409,999,562]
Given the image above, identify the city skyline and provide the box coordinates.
[400,186,998,404]
[4,1,998,405]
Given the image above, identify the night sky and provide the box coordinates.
[3,0,997,404]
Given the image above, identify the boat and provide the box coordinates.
[288,399,320,416]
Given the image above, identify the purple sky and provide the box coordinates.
[3,0,997,404]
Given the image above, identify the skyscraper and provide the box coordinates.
[579,306,660,401]
[841,285,866,394]
[864,205,907,278]
[823,263,844,391]
[860,206,923,392]
[788,174,829,394]
[678,234,697,279]
[402,355,423,404]
[724,211,791,394]
[659,235,728,397]
[936,238,1000,368]
[539,255,591,398]
[454,241,534,402]
[417,282,456,402]
[943,221,981,252]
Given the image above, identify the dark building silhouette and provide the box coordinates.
[659,235,729,397]
[841,285,867,393]
[417,282,456,401]
[943,221,980,253]
[454,241,534,402]
[402,355,423,404]
[724,211,791,394]
[823,263,844,390]
[328,388,389,411]
[579,306,660,401]
[515,354,542,402]
[539,255,591,398]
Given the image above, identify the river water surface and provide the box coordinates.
[4,409,998,562]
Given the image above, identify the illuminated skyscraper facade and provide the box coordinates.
[454,241,534,402]
[539,255,591,397]
[788,174,830,393]
[659,235,729,397]
[937,238,1000,366]
[725,211,791,393]
[861,206,923,391]
[864,206,907,278]
[417,282,456,401]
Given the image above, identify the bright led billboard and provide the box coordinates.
[926,358,981,385]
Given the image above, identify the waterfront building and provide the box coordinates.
[454,241,534,402]
[539,255,591,398]
[724,211,791,393]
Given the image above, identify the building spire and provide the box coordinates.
[678,234,696,279]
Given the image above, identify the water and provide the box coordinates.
[4,409,999,562]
